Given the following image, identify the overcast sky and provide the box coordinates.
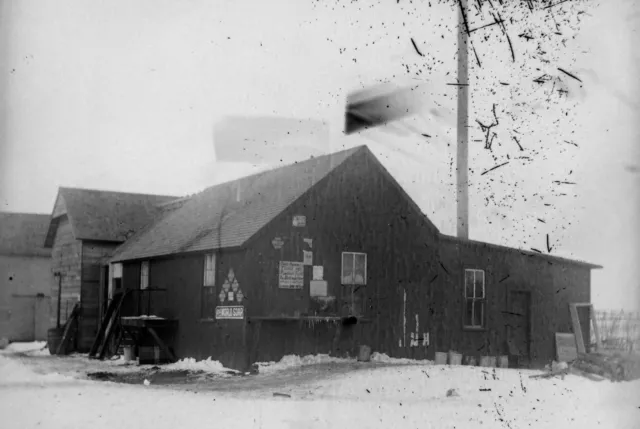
[1,0,638,311]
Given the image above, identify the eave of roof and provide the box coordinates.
[440,234,603,269]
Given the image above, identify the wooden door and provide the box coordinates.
[506,291,531,365]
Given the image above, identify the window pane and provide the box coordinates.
[203,254,215,286]
[474,271,485,298]
[354,254,366,285]
[473,300,484,327]
[342,253,354,284]
[465,270,474,298]
[465,298,474,326]
[113,263,123,279]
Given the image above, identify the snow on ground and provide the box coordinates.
[1,341,48,354]
[1,344,639,429]
[164,357,240,375]
[369,351,431,365]
[255,353,355,374]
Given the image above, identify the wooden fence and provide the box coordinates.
[592,310,640,352]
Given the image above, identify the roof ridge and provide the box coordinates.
[192,145,366,197]
[59,186,180,199]
[0,211,50,217]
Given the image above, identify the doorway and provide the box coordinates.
[506,291,532,366]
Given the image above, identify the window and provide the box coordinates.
[341,252,367,285]
[202,253,216,318]
[140,261,149,290]
[464,269,485,328]
[112,263,123,291]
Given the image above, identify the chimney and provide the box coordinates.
[456,0,470,240]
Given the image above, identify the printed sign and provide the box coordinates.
[215,306,244,320]
[279,261,304,289]
[292,215,306,227]
[303,250,313,266]
[272,237,284,249]
[313,265,324,280]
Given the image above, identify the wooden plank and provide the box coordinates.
[147,327,177,362]
[569,304,586,354]
[555,333,578,362]
[56,303,80,355]
[589,304,602,351]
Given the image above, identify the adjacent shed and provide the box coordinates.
[0,212,52,342]
[43,187,179,351]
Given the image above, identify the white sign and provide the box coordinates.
[310,280,328,297]
[303,250,313,266]
[313,265,324,280]
[279,261,304,289]
[292,215,306,227]
[215,306,244,320]
[303,238,313,248]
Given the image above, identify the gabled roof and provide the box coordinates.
[44,188,179,247]
[0,212,51,257]
[110,146,365,262]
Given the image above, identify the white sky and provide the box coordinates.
[1,0,638,311]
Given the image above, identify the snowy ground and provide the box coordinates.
[1,343,639,428]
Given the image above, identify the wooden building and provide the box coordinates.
[42,188,178,351]
[0,212,52,342]
[108,145,601,370]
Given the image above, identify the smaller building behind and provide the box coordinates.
[0,212,52,342]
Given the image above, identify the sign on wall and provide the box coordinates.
[292,215,306,227]
[312,265,324,280]
[272,237,284,249]
[279,261,304,289]
[303,250,313,266]
[215,306,244,320]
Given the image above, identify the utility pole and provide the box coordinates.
[456,0,470,240]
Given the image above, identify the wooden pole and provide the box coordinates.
[456,0,470,240]
[56,273,62,329]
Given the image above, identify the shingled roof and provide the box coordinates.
[44,188,180,247]
[110,146,364,262]
[0,212,51,257]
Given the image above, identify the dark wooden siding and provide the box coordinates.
[130,255,248,369]
[80,241,119,350]
[245,148,440,360]
[50,216,82,329]
[438,238,591,367]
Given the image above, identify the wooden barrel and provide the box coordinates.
[47,327,65,355]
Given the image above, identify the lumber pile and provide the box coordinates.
[573,352,640,382]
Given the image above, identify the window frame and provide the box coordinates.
[341,252,367,286]
[463,268,486,330]
[140,261,150,290]
[202,253,217,319]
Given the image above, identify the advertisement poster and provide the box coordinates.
[279,261,304,289]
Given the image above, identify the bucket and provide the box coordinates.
[357,345,372,362]
[497,356,509,368]
[448,351,462,366]
[123,346,135,362]
[479,356,496,367]
[435,352,447,365]
[464,355,477,366]
[47,327,65,355]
